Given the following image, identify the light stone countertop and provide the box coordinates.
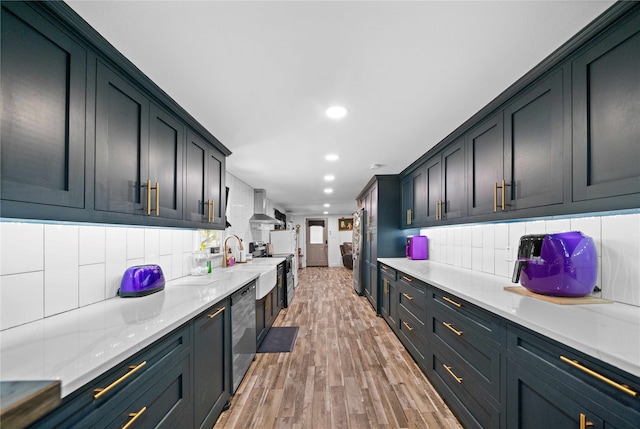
[0,265,267,398]
[378,258,640,378]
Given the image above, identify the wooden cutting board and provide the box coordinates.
[504,286,612,305]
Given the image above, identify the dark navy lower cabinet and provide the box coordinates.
[506,324,640,429]
[193,299,231,429]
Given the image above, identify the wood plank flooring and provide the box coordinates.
[214,267,462,429]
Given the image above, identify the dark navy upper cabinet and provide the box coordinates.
[185,130,226,227]
[466,113,504,217]
[95,61,151,216]
[425,156,442,223]
[1,2,86,210]
[149,103,185,220]
[503,69,564,211]
[1,1,230,228]
[440,139,466,221]
[401,165,426,227]
[572,12,640,202]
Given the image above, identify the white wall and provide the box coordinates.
[419,211,640,307]
[290,214,353,268]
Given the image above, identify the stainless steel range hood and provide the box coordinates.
[249,189,282,225]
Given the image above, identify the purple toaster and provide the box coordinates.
[512,231,597,297]
[118,265,165,297]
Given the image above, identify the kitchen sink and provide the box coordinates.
[228,264,276,299]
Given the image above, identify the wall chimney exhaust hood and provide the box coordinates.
[250,189,282,225]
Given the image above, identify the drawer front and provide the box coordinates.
[430,347,501,429]
[397,273,427,321]
[31,324,191,428]
[380,263,397,281]
[431,306,501,401]
[397,306,427,369]
[92,353,192,429]
[507,324,640,426]
[430,288,502,346]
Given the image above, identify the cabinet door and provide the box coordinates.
[401,165,426,227]
[1,3,86,209]
[95,61,150,215]
[506,359,604,429]
[425,156,442,222]
[207,147,226,227]
[466,113,504,216]
[185,130,209,223]
[149,103,184,220]
[504,70,564,210]
[194,302,230,429]
[442,139,466,220]
[572,15,640,201]
[368,184,378,227]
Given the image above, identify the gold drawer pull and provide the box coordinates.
[580,413,594,429]
[560,356,637,397]
[381,265,388,271]
[402,293,414,301]
[401,276,412,282]
[443,322,463,336]
[122,406,147,429]
[443,364,463,383]
[443,296,462,308]
[94,361,147,400]
[407,209,412,225]
[383,279,389,294]
[402,321,414,331]
[207,307,225,319]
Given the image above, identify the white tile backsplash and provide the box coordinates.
[79,226,106,266]
[1,272,44,329]
[421,211,640,307]
[44,224,79,317]
[1,222,44,275]
[79,264,106,307]
[0,220,212,330]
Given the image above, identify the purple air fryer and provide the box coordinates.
[118,265,165,297]
[512,231,597,297]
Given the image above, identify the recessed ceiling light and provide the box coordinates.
[324,175,335,181]
[325,154,339,161]
[323,211,329,215]
[324,203,330,207]
[324,188,333,194]
[326,105,348,119]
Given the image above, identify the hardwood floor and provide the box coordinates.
[214,267,462,429]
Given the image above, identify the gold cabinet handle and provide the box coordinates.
[443,364,463,383]
[436,200,443,220]
[207,307,225,319]
[407,209,412,225]
[402,293,414,301]
[442,296,462,308]
[443,322,463,336]
[493,182,498,212]
[143,180,159,216]
[560,356,637,397]
[367,215,371,226]
[494,180,510,212]
[94,361,147,400]
[402,321,414,331]
[122,406,147,429]
[278,275,283,288]
[211,200,215,222]
[383,279,389,294]
[580,413,594,429]
[367,231,371,241]
[381,265,388,271]
[401,276,412,282]
[155,182,159,216]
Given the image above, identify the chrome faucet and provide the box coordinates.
[222,234,244,268]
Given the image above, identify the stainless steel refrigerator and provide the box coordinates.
[352,208,365,294]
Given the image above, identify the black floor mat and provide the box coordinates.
[257,327,299,353]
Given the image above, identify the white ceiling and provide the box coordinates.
[66,0,614,216]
